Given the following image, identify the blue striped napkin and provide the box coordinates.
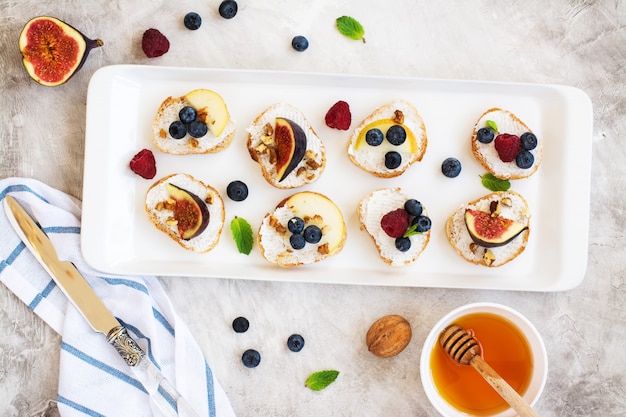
[0,178,237,417]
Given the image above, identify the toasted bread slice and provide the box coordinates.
[247,103,326,189]
[446,190,530,267]
[152,90,235,155]
[257,191,346,267]
[471,107,542,180]
[145,173,225,253]
[358,188,431,267]
[348,99,427,178]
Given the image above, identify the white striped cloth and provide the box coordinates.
[0,178,237,417]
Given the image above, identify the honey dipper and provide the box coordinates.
[439,325,540,417]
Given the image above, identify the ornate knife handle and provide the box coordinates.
[107,326,145,366]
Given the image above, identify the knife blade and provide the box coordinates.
[3,195,201,417]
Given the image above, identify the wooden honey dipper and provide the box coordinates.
[439,325,540,417]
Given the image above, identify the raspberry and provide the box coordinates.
[142,28,170,58]
[494,133,521,162]
[129,149,157,179]
[380,208,410,238]
[325,100,351,130]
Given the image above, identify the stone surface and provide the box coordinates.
[1,1,625,416]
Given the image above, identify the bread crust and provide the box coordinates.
[348,99,427,178]
[471,107,542,180]
[152,95,235,155]
[246,103,326,189]
[357,188,430,267]
[445,190,530,267]
[145,173,225,253]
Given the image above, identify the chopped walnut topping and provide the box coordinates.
[269,216,286,234]
[164,199,176,211]
[166,217,178,226]
[268,147,277,164]
[196,108,209,123]
[469,242,479,254]
[296,166,306,177]
[317,243,330,255]
[188,138,199,148]
[160,128,167,139]
[205,195,213,205]
[306,159,320,170]
[255,143,268,154]
[393,109,404,124]
[264,123,274,137]
[483,249,496,266]
[501,197,512,207]
[489,200,501,217]
[156,201,164,211]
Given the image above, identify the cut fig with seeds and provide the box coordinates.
[18,16,103,86]
[166,183,210,240]
[464,209,528,248]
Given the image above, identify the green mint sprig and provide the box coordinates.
[305,370,339,391]
[481,173,511,191]
[336,16,366,43]
[230,216,254,255]
[486,120,499,133]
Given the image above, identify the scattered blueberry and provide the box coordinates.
[291,35,309,52]
[516,150,534,169]
[287,334,305,352]
[219,0,238,19]
[477,127,495,144]
[441,157,462,178]
[169,121,186,139]
[384,151,402,169]
[365,128,384,146]
[520,132,538,150]
[414,215,432,233]
[289,233,306,250]
[179,106,197,124]
[187,120,208,138]
[303,225,322,244]
[404,199,423,217]
[395,237,412,252]
[386,125,407,146]
[287,217,305,234]
[226,180,249,201]
[242,349,261,368]
[232,316,249,333]
[183,12,202,30]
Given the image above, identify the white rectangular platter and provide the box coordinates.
[81,65,593,291]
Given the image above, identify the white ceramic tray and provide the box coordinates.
[81,64,593,291]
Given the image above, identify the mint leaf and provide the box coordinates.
[481,173,511,191]
[336,16,365,42]
[486,120,499,133]
[230,216,253,255]
[305,370,339,391]
[403,223,422,238]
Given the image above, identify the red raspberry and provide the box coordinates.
[494,133,521,162]
[129,149,157,179]
[380,208,410,238]
[142,28,170,58]
[324,100,351,130]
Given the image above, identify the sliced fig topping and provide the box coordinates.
[464,208,527,248]
[165,183,210,240]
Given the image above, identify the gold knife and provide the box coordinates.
[3,195,201,417]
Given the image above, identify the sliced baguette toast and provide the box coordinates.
[257,191,346,267]
[348,99,427,178]
[358,188,431,267]
[152,90,235,155]
[247,103,326,189]
[446,190,530,267]
[471,107,542,180]
[145,173,225,253]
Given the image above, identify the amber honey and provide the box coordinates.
[430,312,533,416]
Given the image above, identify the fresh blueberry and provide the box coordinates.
[386,125,406,145]
[242,349,261,368]
[520,132,538,150]
[183,12,202,30]
[441,157,462,178]
[169,121,187,139]
[395,237,412,252]
[477,127,495,144]
[291,35,309,52]
[187,120,208,138]
[287,334,305,352]
[179,106,197,124]
[219,0,238,19]
[414,215,432,233]
[232,316,249,333]
[303,225,322,244]
[516,150,534,169]
[384,151,402,169]
[404,199,423,217]
[289,233,306,250]
[226,180,248,201]
[287,217,305,234]
[365,128,384,146]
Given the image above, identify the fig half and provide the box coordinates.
[18,16,103,86]
[464,209,528,248]
[275,117,307,182]
[166,183,210,240]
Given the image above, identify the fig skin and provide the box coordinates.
[165,183,210,240]
[275,117,307,182]
[18,16,103,87]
